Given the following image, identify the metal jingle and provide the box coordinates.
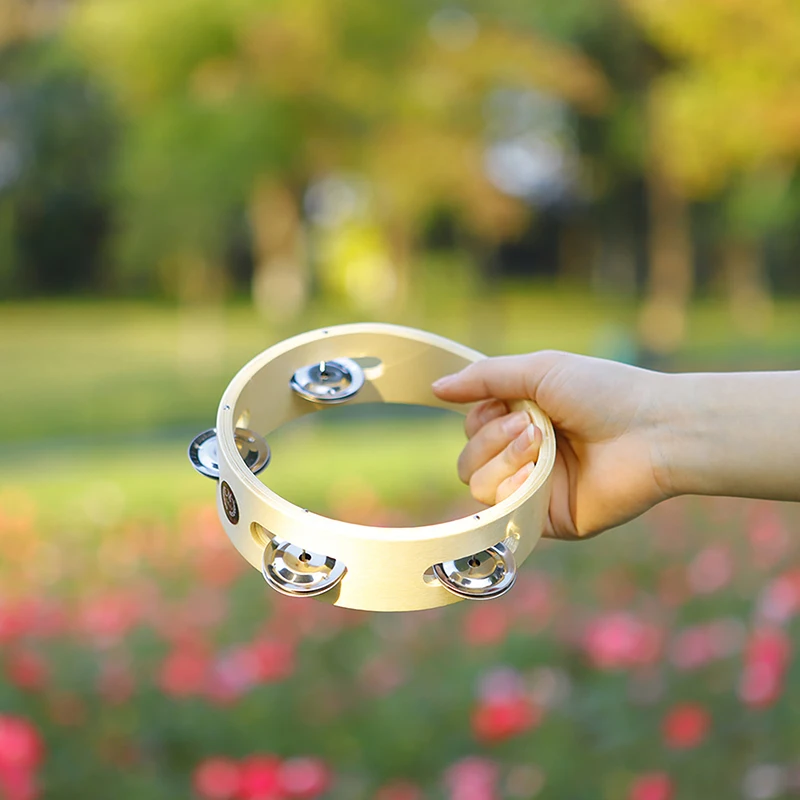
[261,538,347,598]
[188,427,271,479]
[432,541,517,600]
[233,428,271,474]
[289,357,365,404]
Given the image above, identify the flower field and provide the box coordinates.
[2,478,800,800]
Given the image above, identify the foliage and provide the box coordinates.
[61,0,610,294]
[624,0,800,198]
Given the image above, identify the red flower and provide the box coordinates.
[374,781,424,800]
[629,772,673,800]
[251,641,295,683]
[662,704,710,749]
[239,755,284,800]
[583,613,661,670]
[277,758,330,799]
[472,697,541,744]
[158,646,210,698]
[0,716,43,772]
[4,650,48,691]
[193,758,241,800]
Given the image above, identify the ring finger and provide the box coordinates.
[469,423,543,505]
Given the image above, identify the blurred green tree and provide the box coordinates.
[625,0,800,344]
[66,0,609,314]
[0,1,116,296]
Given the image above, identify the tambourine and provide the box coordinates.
[188,323,555,612]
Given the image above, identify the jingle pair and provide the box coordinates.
[188,324,555,613]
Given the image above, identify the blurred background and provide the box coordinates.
[2,1,800,798]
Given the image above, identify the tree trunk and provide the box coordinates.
[638,170,694,355]
[384,219,413,312]
[721,239,773,337]
[248,178,308,320]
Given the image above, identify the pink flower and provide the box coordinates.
[75,591,142,646]
[629,772,673,800]
[739,627,791,708]
[747,505,790,568]
[0,716,43,772]
[757,571,800,624]
[0,767,38,800]
[205,640,295,703]
[582,613,662,670]
[193,758,241,800]
[511,573,554,631]
[662,704,710,749]
[669,626,714,671]
[670,619,745,671]
[686,545,733,595]
[277,758,330,799]
[238,755,284,800]
[463,605,509,647]
[471,697,541,744]
[444,757,499,800]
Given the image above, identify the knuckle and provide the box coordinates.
[503,439,523,466]
[469,473,493,506]
[457,452,472,485]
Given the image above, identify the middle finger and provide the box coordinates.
[457,410,530,484]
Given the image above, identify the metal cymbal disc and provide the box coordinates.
[233,428,270,475]
[188,428,221,479]
[188,427,270,479]
[290,358,365,404]
[433,541,517,600]
[262,539,346,597]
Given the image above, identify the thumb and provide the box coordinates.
[432,351,561,403]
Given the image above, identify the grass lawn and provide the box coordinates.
[3,286,799,522]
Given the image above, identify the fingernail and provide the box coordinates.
[432,374,455,390]
[503,412,529,437]
[514,423,536,452]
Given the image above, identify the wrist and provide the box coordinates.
[645,371,699,500]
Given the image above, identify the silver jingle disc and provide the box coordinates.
[188,427,270,479]
[233,428,271,474]
[433,541,517,600]
[289,358,365,404]
[262,539,347,598]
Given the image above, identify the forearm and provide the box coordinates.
[652,370,800,502]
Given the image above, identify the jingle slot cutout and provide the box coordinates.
[352,356,384,380]
[250,522,274,547]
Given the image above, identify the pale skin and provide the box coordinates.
[432,351,800,540]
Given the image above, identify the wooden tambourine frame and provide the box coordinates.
[210,323,555,612]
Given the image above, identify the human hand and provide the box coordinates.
[432,351,670,540]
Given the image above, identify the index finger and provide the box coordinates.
[432,352,561,403]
